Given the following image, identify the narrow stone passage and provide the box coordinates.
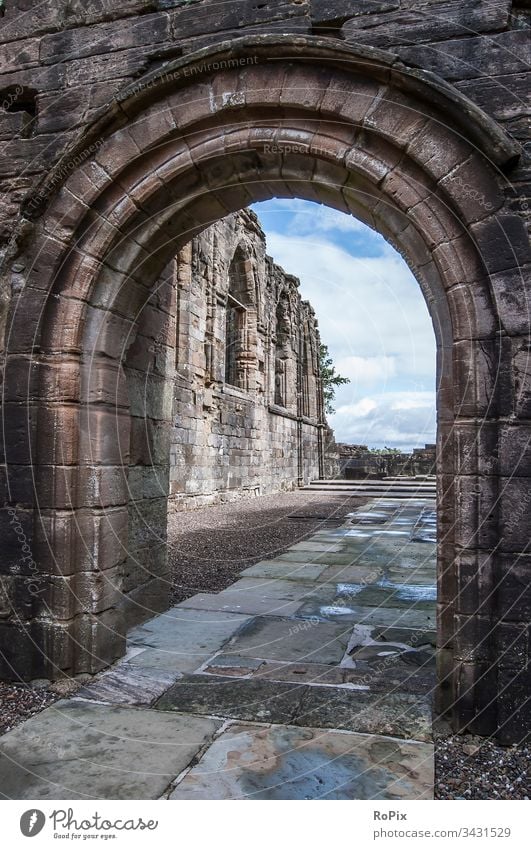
[0,496,436,800]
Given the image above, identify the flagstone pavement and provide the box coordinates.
[0,497,437,800]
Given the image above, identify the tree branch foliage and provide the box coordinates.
[319,343,350,415]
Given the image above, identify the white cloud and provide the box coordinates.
[335,355,397,385]
[266,231,436,374]
[288,201,371,236]
[253,200,437,450]
[331,392,436,451]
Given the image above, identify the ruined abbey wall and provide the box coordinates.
[165,210,332,510]
[0,0,529,267]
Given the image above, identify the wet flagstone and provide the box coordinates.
[223,614,351,664]
[0,700,221,799]
[169,724,433,800]
[296,600,436,629]
[293,687,432,741]
[156,674,306,724]
[178,577,318,617]
[128,608,252,672]
[76,663,179,706]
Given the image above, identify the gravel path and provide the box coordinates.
[167,490,366,604]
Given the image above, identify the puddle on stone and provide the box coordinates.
[320,605,356,617]
[378,578,436,602]
[345,530,373,538]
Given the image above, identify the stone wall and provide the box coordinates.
[167,209,331,510]
[0,0,529,270]
[339,443,436,479]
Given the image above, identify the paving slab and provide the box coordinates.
[155,674,306,724]
[288,541,346,553]
[296,600,436,630]
[372,625,437,647]
[202,654,266,676]
[293,687,432,741]
[177,577,321,617]
[169,724,433,800]
[76,663,179,706]
[0,700,221,800]
[128,608,251,672]
[224,615,351,664]
[241,560,330,581]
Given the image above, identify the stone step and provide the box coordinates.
[302,485,436,499]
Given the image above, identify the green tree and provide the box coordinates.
[319,343,350,416]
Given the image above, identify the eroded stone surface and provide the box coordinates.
[156,674,306,724]
[128,608,252,672]
[0,700,221,800]
[169,724,434,800]
[224,615,352,664]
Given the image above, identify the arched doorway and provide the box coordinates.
[1,36,528,743]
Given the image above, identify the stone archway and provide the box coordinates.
[1,36,528,743]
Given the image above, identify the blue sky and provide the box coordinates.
[251,199,437,451]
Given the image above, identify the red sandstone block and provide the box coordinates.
[94,127,141,179]
[321,74,381,127]
[78,407,130,466]
[73,608,126,674]
[382,158,433,212]
[0,36,40,71]
[408,193,465,249]
[432,234,486,288]
[446,279,498,341]
[364,88,429,148]
[406,119,471,181]
[40,13,169,64]
[80,360,128,409]
[281,65,333,111]
[238,63,287,108]
[127,101,177,153]
[471,214,531,275]
[439,153,504,224]
[170,81,214,129]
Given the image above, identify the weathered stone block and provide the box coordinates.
[454,473,499,550]
[342,1,510,49]
[34,508,128,576]
[496,666,531,743]
[73,608,126,674]
[396,30,528,82]
[495,554,531,623]
[40,12,170,64]
[499,476,531,552]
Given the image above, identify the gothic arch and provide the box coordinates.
[224,242,255,389]
[1,36,529,742]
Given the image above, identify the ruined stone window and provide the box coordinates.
[224,246,253,389]
[225,292,246,387]
[274,292,293,408]
[0,85,37,138]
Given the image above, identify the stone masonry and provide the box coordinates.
[166,209,332,510]
[0,2,530,743]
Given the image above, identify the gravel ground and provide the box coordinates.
[1,490,529,800]
[0,682,58,736]
[167,490,366,604]
[435,728,530,799]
